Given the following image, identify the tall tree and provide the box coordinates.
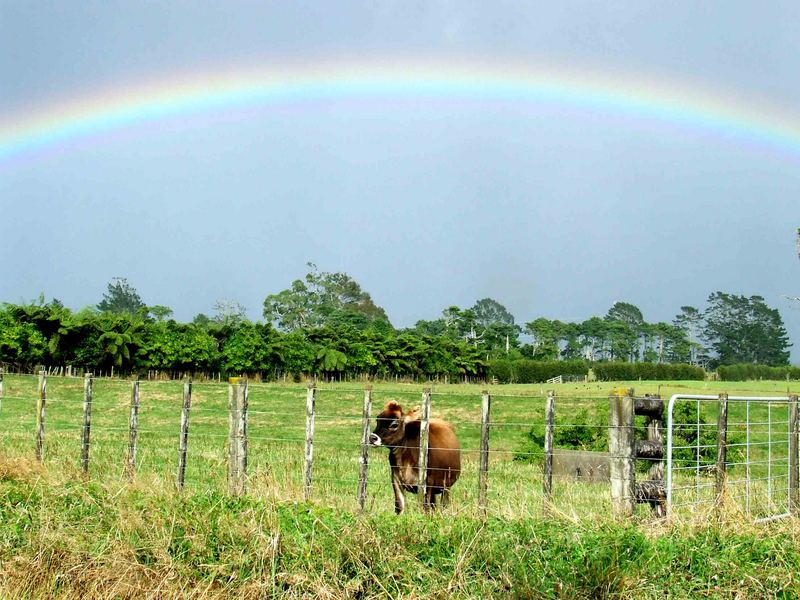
[213,299,248,327]
[148,305,174,322]
[524,318,562,360]
[605,301,644,328]
[703,292,791,366]
[471,298,515,328]
[470,298,520,355]
[263,264,390,331]
[673,306,706,365]
[605,301,644,361]
[578,317,609,362]
[97,277,146,315]
[645,322,691,364]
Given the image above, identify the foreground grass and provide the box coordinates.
[1,457,800,599]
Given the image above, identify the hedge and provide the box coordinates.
[717,363,800,381]
[486,360,588,384]
[592,362,705,381]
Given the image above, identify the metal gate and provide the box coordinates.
[666,394,798,523]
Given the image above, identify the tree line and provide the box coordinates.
[0,266,792,380]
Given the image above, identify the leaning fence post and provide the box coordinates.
[478,390,492,513]
[81,373,93,476]
[715,392,729,506]
[126,379,140,480]
[357,386,373,511]
[543,390,555,511]
[304,383,317,501]
[36,370,47,462]
[789,394,799,514]
[176,378,192,491]
[609,388,635,517]
[418,388,432,510]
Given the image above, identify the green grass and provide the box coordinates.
[0,375,797,519]
[1,375,800,597]
[1,461,800,598]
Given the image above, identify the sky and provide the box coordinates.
[1,1,799,361]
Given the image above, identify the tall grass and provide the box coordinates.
[1,456,800,598]
[1,375,799,597]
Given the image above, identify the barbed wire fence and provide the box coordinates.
[0,369,796,522]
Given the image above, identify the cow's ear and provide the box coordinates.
[404,406,420,422]
[384,401,403,414]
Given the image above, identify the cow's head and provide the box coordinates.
[370,401,408,447]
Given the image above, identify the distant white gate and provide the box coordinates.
[666,394,799,523]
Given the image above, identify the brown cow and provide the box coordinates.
[370,401,461,514]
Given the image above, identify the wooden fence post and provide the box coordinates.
[228,381,239,493]
[478,390,492,513]
[357,386,373,511]
[715,392,729,506]
[238,380,249,492]
[227,380,248,495]
[176,379,192,491]
[789,394,799,515]
[81,373,93,476]
[36,370,47,462]
[543,390,555,511]
[418,388,432,510]
[304,383,316,501]
[126,379,140,480]
[0,368,4,411]
[609,388,635,517]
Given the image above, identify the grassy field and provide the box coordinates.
[0,375,797,520]
[1,375,800,597]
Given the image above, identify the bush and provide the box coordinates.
[514,399,742,474]
[592,362,705,381]
[670,401,744,469]
[717,363,800,381]
[514,409,607,464]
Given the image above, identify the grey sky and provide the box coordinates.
[1,1,799,360]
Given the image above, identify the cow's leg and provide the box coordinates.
[391,473,406,515]
[440,488,450,509]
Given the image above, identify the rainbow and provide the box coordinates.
[2,59,800,165]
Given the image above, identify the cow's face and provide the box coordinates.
[370,401,406,447]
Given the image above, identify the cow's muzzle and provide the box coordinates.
[369,433,382,447]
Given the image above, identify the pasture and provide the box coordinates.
[2,375,800,598]
[0,374,796,520]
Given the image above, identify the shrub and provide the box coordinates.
[670,401,744,469]
[486,359,589,384]
[514,409,607,464]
